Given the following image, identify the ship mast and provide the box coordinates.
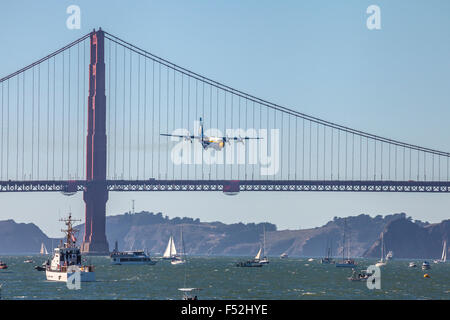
[60,213,81,248]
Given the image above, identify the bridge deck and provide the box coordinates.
[1,180,450,193]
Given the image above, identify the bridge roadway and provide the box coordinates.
[1,179,450,193]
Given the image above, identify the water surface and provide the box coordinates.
[0,256,448,299]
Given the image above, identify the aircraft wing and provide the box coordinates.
[160,133,201,140]
[223,136,263,142]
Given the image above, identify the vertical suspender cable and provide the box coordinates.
[0,82,3,179]
[122,47,126,178]
[77,43,80,178]
[6,80,9,179]
[53,57,56,179]
[47,58,50,179]
[158,63,161,178]
[151,60,155,179]
[137,55,140,179]
[16,76,19,179]
[143,54,146,179]
[114,42,118,178]
[166,66,169,179]
[32,69,35,179]
[67,49,70,178]
[107,40,111,179]
[82,41,85,179]
[23,72,26,179]
[62,52,65,179]
[129,50,132,178]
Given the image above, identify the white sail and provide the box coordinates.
[163,236,176,258]
[441,240,447,262]
[40,243,48,255]
[255,247,262,260]
[171,237,177,256]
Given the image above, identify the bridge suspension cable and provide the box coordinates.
[0,28,449,186]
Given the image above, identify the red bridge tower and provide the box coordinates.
[81,28,109,255]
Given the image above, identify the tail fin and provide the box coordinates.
[199,117,204,138]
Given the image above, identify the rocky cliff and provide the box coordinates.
[363,218,449,259]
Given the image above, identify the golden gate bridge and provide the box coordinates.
[1,28,449,254]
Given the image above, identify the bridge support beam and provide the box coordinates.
[81,28,109,255]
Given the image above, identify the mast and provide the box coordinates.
[263,225,266,257]
[347,223,352,260]
[330,239,333,258]
[380,232,384,261]
[60,213,81,248]
[342,220,346,262]
[442,240,447,262]
[180,228,184,257]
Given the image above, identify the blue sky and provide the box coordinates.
[1,0,450,237]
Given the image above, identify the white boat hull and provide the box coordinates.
[171,260,185,265]
[46,270,95,282]
[111,260,157,265]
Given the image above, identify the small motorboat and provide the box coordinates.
[34,265,46,271]
[178,288,202,300]
[307,258,314,262]
[409,262,417,268]
[422,261,431,270]
[179,288,201,300]
[24,259,33,263]
[348,269,372,281]
[280,253,288,259]
[0,261,7,270]
[236,260,263,268]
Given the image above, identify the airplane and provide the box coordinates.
[160,117,262,151]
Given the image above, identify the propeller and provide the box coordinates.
[236,136,245,144]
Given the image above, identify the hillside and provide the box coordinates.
[0,219,53,254]
[77,211,417,257]
[364,218,449,259]
[2,212,446,259]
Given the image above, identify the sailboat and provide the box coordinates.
[434,240,447,264]
[236,245,264,267]
[336,219,356,268]
[321,239,335,264]
[40,242,49,255]
[257,225,269,264]
[171,229,186,265]
[177,231,201,300]
[375,232,387,267]
[254,247,263,262]
[162,235,178,260]
[386,250,393,261]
